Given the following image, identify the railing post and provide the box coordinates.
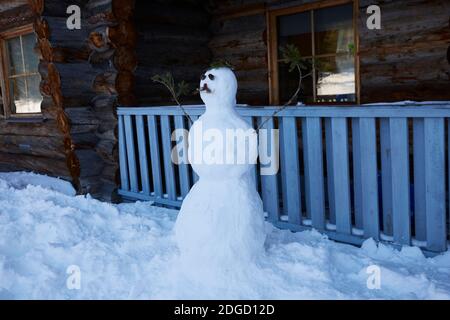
[423,118,446,252]
[302,117,325,230]
[357,118,380,241]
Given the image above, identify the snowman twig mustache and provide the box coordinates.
[199,83,212,94]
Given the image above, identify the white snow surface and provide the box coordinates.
[0,172,449,300]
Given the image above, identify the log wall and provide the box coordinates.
[358,0,450,102]
[208,0,450,104]
[210,2,269,105]
[32,0,136,200]
[1,0,448,202]
[133,0,211,105]
[0,1,71,180]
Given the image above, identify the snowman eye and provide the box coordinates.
[208,74,215,80]
[201,74,206,80]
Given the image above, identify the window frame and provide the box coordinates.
[267,0,360,105]
[0,24,43,120]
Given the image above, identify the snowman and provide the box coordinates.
[174,67,266,268]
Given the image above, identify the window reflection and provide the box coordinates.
[276,3,356,104]
[6,32,42,114]
[316,56,355,103]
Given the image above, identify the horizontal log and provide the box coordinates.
[101,164,118,183]
[91,94,117,109]
[43,0,86,17]
[97,120,117,135]
[75,149,104,178]
[0,119,63,137]
[136,43,210,67]
[72,132,100,149]
[134,1,209,27]
[137,24,209,43]
[93,72,117,95]
[212,53,267,71]
[211,13,266,35]
[361,82,450,103]
[96,139,117,162]
[0,135,66,159]
[70,124,100,135]
[65,107,100,125]
[0,151,70,178]
[42,16,89,49]
[0,5,34,32]
[208,29,265,50]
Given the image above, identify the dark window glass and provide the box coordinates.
[279,59,314,104]
[315,4,354,55]
[278,12,312,57]
[276,3,356,104]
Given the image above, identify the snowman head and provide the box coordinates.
[199,67,237,108]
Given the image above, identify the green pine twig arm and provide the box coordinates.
[152,73,194,125]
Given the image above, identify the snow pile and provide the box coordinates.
[0,172,75,196]
[0,173,449,300]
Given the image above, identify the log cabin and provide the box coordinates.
[0,0,448,204]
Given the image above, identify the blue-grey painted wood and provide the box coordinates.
[351,118,363,229]
[279,120,288,215]
[136,116,151,195]
[325,118,336,224]
[244,116,259,190]
[147,116,163,197]
[413,119,426,241]
[244,116,253,127]
[423,118,447,252]
[174,116,191,197]
[160,115,177,201]
[302,117,325,230]
[389,118,411,245]
[258,117,280,222]
[330,118,351,234]
[281,117,302,225]
[124,115,139,192]
[189,115,200,184]
[117,104,450,254]
[118,105,450,118]
[118,115,129,191]
[380,118,393,236]
[358,118,380,240]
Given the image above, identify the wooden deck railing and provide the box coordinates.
[117,104,450,254]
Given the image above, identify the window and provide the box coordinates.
[0,25,42,118]
[268,0,358,105]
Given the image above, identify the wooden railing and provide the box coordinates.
[117,104,450,254]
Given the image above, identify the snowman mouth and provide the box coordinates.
[200,84,212,93]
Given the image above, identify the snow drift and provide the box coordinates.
[0,172,449,300]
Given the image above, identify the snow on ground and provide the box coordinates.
[0,172,449,300]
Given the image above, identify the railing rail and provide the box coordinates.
[117,104,450,254]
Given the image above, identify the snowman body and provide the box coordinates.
[174,68,266,267]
